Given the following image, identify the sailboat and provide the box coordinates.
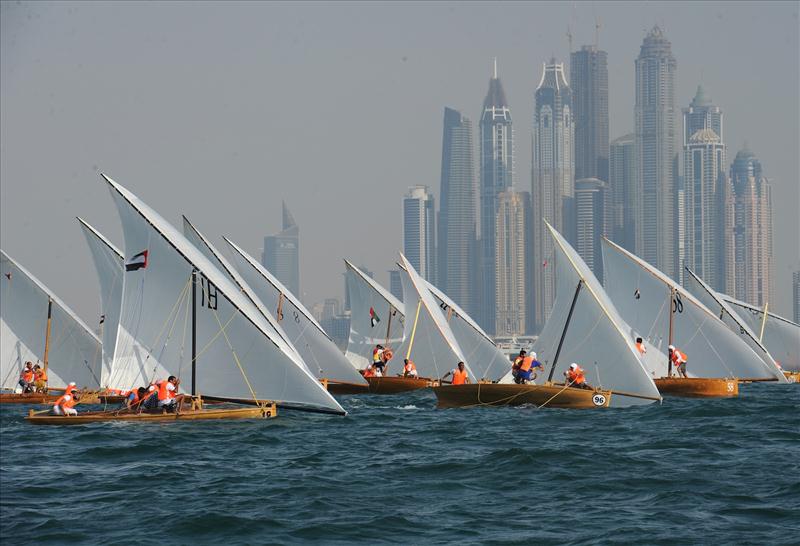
[28,174,345,423]
[683,267,787,383]
[434,222,660,409]
[718,294,800,381]
[601,238,785,397]
[221,238,369,395]
[1,250,102,404]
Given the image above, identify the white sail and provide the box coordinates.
[684,267,787,382]
[77,218,124,387]
[222,238,366,386]
[1,250,102,390]
[720,295,800,372]
[343,260,405,370]
[394,254,474,381]
[514,224,661,406]
[104,174,344,414]
[602,237,784,381]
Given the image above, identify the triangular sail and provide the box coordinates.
[222,238,366,386]
[519,224,661,406]
[684,267,786,382]
[78,218,124,387]
[343,260,405,370]
[719,295,800,372]
[395,254,474,381]
[1,250,102,390]
[103,174,344,414]
[602,237,785,381]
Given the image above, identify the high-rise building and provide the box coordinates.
[609,134,636,251]
[437,107,477,315]
[495,190,531,336]
[575,178,608,282]
[724,147,773,307]
[793,271,800,323]
[684,128,726,289]
[571,46,609,184]
[635,26,678,279]
[532,59,574,331]
[262,201,300,297]
[683,85,722,147]
[479,59,514,333]
[388,269,403,302]
[403,185,436,282]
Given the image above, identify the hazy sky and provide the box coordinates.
[1,1,798,323]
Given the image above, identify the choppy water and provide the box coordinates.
[1,382,798,545]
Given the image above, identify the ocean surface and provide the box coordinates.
[1,382,798,545]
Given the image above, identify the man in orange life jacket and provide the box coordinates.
[403,359,418,378]
[18,362,35,393]
[565,363,592,390]
[52,391,80,416]
[443,362,469,385]
[635,337,647,357]
[514,352,543,384]
[668,345,689,378]
[371,345,385,376]
[33,364,48,392]
[125,387,148,410]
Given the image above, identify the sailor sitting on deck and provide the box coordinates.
[565,363,592,390]
[33,364,48,392]
[18,362,35,393]
[52,391,80,416]
[125,387,148,410]
[403,359,418,378]
[668,345,689,378]
[514,352,543,384]
[155,376,180,410]
[442,362,469,385]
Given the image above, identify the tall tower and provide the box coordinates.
[575,178,608,282]
[635,26,678,279]
[495,190,531,336]
[532,59,574,331]
[684,128,726,289]
[403,185,436,282]
[262,201,300,297]
[479,59,514,334]
[437,107,477,315]
[683,85,723,147]
[609,133,636,251]
[571,45,609,183]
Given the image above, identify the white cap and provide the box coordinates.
[531,352,537,359]
[68,382,77,386]
[569,363,578,370]
[668,345,675,351]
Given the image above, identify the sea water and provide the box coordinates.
[1,382,798,545]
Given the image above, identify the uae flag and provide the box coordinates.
[369,307,381,328]
[125,250,149,271]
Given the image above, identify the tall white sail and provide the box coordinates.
[104,174,344,414]
[395,254,474,381]
[343,260,405,370]
[684,267,787,382]
[222,238,366,386]
[1,250,102,390]
[77,218,124,387]
[519,224,661,406]
[602,237,784,381]
[720,295,800,372]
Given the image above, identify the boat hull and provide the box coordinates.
[0,392,60,405]
[26,404,277,425]
[783,371,800,384]
[363,375,435,394]
[323,380,370,395]
[433,382,612,409]
[654,377,739,397]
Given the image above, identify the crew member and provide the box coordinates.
[372,345,386,376]
[668,345,689,378]
[514,352,544,384]
[363,365,376,378]
[403,359,418,378]
[125,387,148,410]
[33,364,48,393]
[155,376,180,410]
[52,391,80,416]
[512,350,527,374]
[635,337,647,357]
[443,362,469,385]
[64,382,78,396]
[18,362,35,393]
[565,363,592,390]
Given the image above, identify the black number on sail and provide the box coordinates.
[672,293,683,314]
[293,310,300,324]
[439,301,449,311]
[201,278,218,310]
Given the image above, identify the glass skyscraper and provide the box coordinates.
[262,201,300,297]
[403,185,436,282]
[571,45,609,184]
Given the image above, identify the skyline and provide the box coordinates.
[1,1,797,324]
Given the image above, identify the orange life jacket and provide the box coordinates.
[64,384,77,396]
[519,357,534,372]
[452,368,467,385]
[404,361,416,373]
[363,367,375,378]
[127,390,140,405]
[513,356,524,369]
[567,368,586,385]
[635,342,646,356]
[157,380,175,401]
[54,394,76,409]
[671,349,688,364]
[35,369,47,382]
[372,348,382,363]
[21,369,34,382]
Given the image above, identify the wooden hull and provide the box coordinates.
[323,380,370,395]
[363,375,435,394]
[26,404,277,425]
[0,392,60,405]
[433,382,612,409]
[654,377,739,397]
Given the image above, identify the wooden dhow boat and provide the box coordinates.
[434,382,612,409]
[653,377,738,397]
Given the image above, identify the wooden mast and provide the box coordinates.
[42,297,53,374]
[667,287,675,377]
[191,269,197,396]
[547,280,583,383]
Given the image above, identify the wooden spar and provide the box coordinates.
[42,297,53,374]
[758,302,769,343]
[667,287,675,377]
[405,300,423,360]
[385,303,393,346]
[191,269,197,396]
[547,280,583,383]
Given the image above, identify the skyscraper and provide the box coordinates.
[479,59,514,334]
[635,26,678,279]
[575,178,608,282]
[495,190,531,336]
[403,185,436,282]
[684,128,726,289]
[262,201,300,297]
[609,133,636,251]
[724,147,773,306]
[683,85,722,147]
[531,59,574,331]
[437,107,477,315]
[571,45,609,183]
[388,269,403,302]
